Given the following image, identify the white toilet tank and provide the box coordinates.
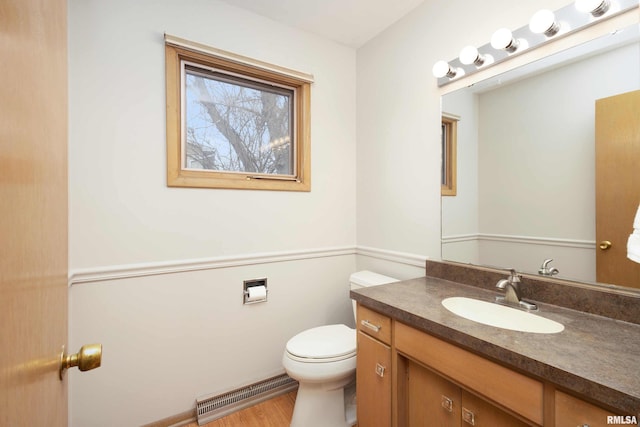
[349,270,399,321]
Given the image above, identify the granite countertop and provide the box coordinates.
[350,276,640,415]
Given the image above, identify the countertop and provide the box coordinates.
[350,276,640,415]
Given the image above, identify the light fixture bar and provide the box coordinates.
[434,0,637,86]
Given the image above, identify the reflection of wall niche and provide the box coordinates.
[441,31,640,286]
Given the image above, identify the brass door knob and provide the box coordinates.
[599,240,612,250]
[59,344,102,380]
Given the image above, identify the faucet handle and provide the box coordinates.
[507,268,520,283]
[539,259,559,276]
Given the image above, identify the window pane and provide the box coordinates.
[184,67,294,176]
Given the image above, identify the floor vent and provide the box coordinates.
[196,373,298,426]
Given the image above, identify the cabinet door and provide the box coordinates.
[407,360,461,427]
[555,391,620,427]
[357,331,391,427]
[461,391,530,427]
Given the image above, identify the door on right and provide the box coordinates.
[595,89,640,288]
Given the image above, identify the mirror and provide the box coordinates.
[441,24,640,290]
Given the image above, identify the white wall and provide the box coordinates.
[68,1,360,425]
[69,256,357,426]
[478,43,639,240]
[69,0,357,269]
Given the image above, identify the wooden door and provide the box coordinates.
[595,90,640,288]
[555,391,618,427]
[0,0,69,425]
[407,360,461,427]
[460,391,530,427]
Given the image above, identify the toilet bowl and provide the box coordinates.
[282,271,399,427]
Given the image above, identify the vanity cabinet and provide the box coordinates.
[355,304,629,427]
[407,359,530,426]
[356,305,391,427]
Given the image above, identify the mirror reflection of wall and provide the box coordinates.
[441,29,640,286]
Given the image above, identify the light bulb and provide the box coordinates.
[432,60,457,79]
[529,9,560,37]
[459,46,485,66]
[575,0,610,17]
[491,28,520,53]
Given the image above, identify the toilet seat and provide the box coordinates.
[285,324,356,363]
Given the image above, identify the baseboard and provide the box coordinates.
[140,378,298,427]
[196,374,298,425]
[140,408,197,427]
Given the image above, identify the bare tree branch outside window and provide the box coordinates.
[185,66,295,176]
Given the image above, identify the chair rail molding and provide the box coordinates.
[68,246,429,286]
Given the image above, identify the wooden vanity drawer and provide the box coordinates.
[357,305,391,344]
[395,321,543,425]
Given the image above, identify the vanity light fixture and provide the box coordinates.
[459,46,487,67]
[432,60,459,79]
[529,9,561,37]
[490,28,521,53]
[432,0,636,86]
[575,0,610,17]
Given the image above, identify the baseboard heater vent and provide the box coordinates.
[196,373,298,425]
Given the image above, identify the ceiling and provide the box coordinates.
[217,0,426,48]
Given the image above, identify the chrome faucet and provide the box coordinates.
[495,269,537,311]
[538,259,559,276]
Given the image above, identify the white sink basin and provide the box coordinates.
[442,297,564,334]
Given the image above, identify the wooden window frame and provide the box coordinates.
[441,113,458,196]
[165,39,311,191]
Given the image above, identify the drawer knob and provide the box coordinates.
[361,319,381,333]
[462,407,475,425]
[441,395,453,412]
[375,363,386,378]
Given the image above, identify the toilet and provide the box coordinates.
[282,270,399,427]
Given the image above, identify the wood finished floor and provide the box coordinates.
[185,391,296,427]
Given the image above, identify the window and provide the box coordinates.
[165,36,312,191]
[441,113,458,196]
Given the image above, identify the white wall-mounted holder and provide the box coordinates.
[628,204,640,263]
[433,0,637,86]
[243,278,268,304]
